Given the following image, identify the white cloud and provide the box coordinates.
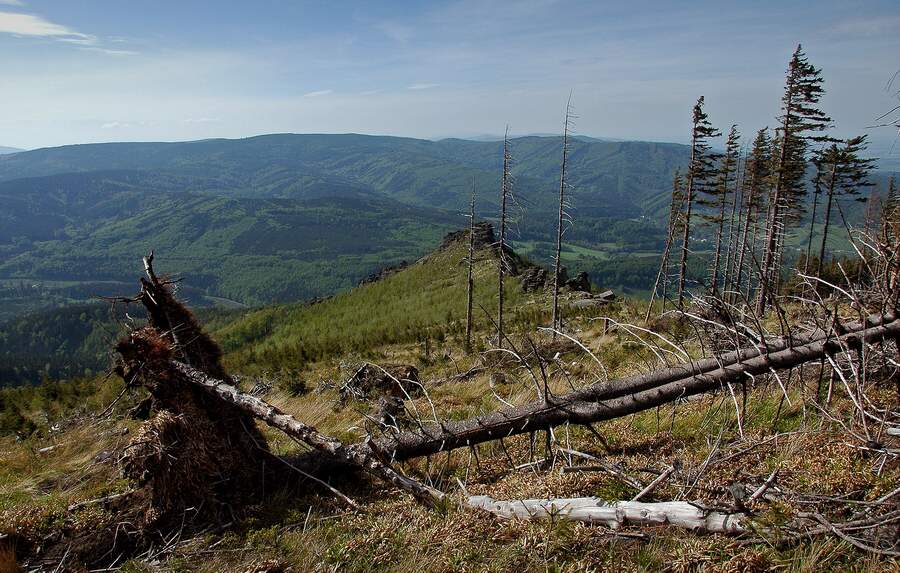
[0,1,25,6]
[0,11,96,44]
[408,83,439,90]
[183,117,221,124]
[303,89,332,97]
[100,121,132,129]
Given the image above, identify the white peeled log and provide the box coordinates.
[465,496,747,534]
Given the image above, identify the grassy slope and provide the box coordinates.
[214,238,533,374]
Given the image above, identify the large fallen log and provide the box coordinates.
[362,313,900,461]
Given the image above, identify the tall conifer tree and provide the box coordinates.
[757,45,832,313]
[677,96,721,308]
[700,124,740,294]
[735,128,772,298]
[815,135,875,276]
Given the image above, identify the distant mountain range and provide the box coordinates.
[0,146,23,155]
[0,133,693,320]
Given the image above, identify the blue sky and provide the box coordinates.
[1,0,898,159]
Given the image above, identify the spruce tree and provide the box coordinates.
[815,135,875,276]
[757,45,832,314]
[676,96,721,308]
[700,124,740,294]
[735,128,772,298]
[645,169,685,322]
[723,145,745,298]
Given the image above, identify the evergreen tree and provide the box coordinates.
[815,135,875,276]
[700,124,740,294]
[757,45,833,314]
[723,143,746,298]
[735,128,773,299]
[645,169,685,322]
[677,96,722,308]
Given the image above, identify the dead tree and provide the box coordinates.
[367,311,900,461]
[465,178,476,351]
[551,95,573,335]
[497,128,512,348]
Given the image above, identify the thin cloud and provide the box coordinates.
[408,83,439,90]
[183,117,221,124]
[80,46,138,56]
[303,89,333,97]
[0,11,96,45]
[0,1,26,6]
[828,16,900,38]
[100,121,132,129]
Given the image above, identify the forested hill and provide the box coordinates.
[0,134,691,320]
[0,134,688,216]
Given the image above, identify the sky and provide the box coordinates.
[1,0,898,161]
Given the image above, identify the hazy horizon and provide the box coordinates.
[1,0,897,162]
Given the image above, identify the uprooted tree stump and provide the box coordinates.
[115,253,271,526]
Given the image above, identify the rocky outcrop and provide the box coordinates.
[520,266,592,293]
[520,267,549,292]
[439,221,496,251]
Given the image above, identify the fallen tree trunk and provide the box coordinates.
[363,313,900,461]
[465,496,746,533]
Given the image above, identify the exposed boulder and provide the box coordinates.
[565,271,592,293]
